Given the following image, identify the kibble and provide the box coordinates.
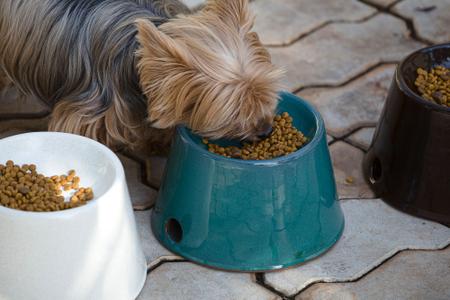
[0,161,94,212]
[345,176,354,185]
[204,112,308,160]
[415,65,450,107]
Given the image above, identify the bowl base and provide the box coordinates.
[152,216,345,272]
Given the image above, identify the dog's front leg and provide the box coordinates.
[48,99,107,143]
[136,126,175,156]
[48,93,150,152]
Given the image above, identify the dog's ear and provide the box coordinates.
[203,0,253,32]
[135,19,189,64]
[135,19,194,128]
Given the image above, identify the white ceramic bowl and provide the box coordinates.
[0,132,146,300]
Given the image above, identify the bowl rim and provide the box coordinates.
[177,91,326,166]
[396,42,450,113]
[0,132,125,217]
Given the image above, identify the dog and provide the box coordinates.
[0,0,282,153]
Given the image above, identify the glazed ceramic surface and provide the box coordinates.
[364,43,450,226]
[0,132,146,300]
[152,92,345,271]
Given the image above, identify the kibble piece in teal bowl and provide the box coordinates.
[151,92,344,271]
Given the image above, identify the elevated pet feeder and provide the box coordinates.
[363,43,450,226]
[0,133,146,300]
[151,92,345,271]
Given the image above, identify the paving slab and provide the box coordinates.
[251,0,376,46]
[264,199,450,296]
[135,210,180,265]
[118,154,158,210]
[269,14,423,91]
[346,127,375,151]
[299,65,394,137]
[393,0,450,44]
[138,262,279,300]
[330,141,374,199]
[145,156,167,189]
[297,247,450,300]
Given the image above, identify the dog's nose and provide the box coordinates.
[257,122,273,138]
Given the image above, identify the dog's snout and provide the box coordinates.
[257,122,273,138]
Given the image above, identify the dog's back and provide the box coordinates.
[0,0,173,103]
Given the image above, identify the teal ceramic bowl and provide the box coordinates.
[152,92,344,271]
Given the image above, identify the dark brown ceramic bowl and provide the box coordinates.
[363,43,450,226]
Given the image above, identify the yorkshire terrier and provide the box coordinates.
[0,0,282,153]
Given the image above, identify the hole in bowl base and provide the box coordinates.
[370,157,382,184]
[166,218,183,243]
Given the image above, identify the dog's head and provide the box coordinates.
[136,0,283,140]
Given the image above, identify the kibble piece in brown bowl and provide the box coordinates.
[363,43,450,227]
[415,65,450,107]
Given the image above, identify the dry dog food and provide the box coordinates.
[415,65,450,107]
[204,112,308,160]
[0,160,94,212]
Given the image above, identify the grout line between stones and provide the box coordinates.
[133,258,187,300]
[147,257,188,274]
[266,11,379,48]
[328,133,373,153]
[328,125,376,146]
[293,61,398,94]
[358,0,401,11]
[341,138,370,153]
[357,0,434,45]
[291,243,450,298]
[388,12,434,45]
[255,273,293,300]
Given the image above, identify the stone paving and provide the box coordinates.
[0,0,449,299]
